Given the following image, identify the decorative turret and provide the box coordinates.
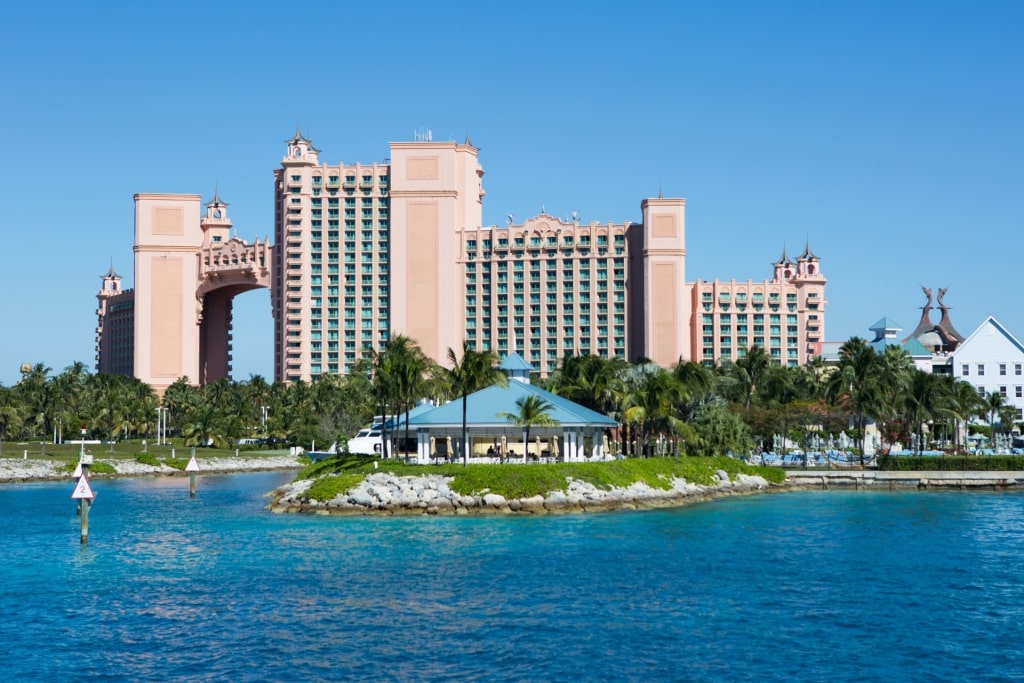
[283,127,319,165]
[796,241,825,281]
[201,190,232,245]
[771,247,795,282]
[99,263,122,296]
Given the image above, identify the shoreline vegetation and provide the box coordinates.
[0,447,305,483]
[7,449,1024,516]
[269,455,787,515]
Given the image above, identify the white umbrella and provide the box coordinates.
[551,436,560,460]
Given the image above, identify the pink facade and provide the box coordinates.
[98,131,827,390]
[95,193,271,395]
[95,266,134,376]
[690,246,827,367]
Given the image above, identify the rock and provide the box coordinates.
[482,493,507,509]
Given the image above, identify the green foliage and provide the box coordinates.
[61,461,116,475]
[879,455,1024,471]
[296,456,784,500]
[164,457,188,470]
[296,453,380,480]
[306,473,365,501]
[689,403,754,457]
[135,453,160,467]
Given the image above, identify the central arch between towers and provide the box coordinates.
[133,193,272,395]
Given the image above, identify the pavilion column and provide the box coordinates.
[417,431,430,464]
[567,429,579,462]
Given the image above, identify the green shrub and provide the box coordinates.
[135,453,160,467]
[879,455,1024,471]
[164,457,188,470]
[62,461,116,475]
[306,473,364,502]
[294,456,784,500]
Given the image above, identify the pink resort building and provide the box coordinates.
[95,131,827,391]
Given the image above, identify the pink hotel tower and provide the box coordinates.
[95,131,826,393]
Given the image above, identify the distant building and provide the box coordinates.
[94,194,272,395]
[96,131,828,389]
[690,245,826,367]
[949,316,1024,422]
[95,265,135,376]
[271,131,827,382]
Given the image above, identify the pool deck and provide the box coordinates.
[786,469,1024,490]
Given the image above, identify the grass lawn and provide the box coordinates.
[297,453,785,501]
[2,441,293,464]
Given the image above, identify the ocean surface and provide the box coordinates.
[3,472,1024,682]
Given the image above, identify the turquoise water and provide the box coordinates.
[3,473,1024,682]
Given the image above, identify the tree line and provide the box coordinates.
[0,336,1015,457]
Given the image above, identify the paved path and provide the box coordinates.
[786,469,1024,489]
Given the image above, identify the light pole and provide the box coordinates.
[261,405,269,431]
[156,407,168,446]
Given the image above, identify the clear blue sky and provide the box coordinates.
[2,1,1021,386]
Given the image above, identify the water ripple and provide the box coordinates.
[5,478,1024,680]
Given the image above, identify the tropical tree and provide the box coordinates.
[826,337,879,464]
[444,341,506,465]
[382,335,434,456]
[871,346,914,454]
[735,345,772,410]
[0,386,25,452]
[499,395,558,462]
[688,400,754,457]
[180,403,225,448]
[622,364,682,457]
[984,391,1008,451]
[903,370,948,454]
[943,378,981,454]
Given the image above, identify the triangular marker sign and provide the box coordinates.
[71,475,95,500]
[185,456,199,473]
[72,462,82,478]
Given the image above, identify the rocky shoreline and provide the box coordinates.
[0,455,305,483]
[268,469,778,516]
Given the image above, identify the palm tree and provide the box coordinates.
[382,335,433,456]
[904,370,948,455]
[946,378,983,454]
[622,365,681,457]
[0,386,25,453]
[444,341,506,465]
[181,403,224,448]
[871,346,914,454]
[15,362,52,439]
[499,395,558,462]
[736,345,771,410]
[826,337,879,464]
[985,391,1009,450]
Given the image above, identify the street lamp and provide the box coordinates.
[156,407,169,446]
[261,406,269,430]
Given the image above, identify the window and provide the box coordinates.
[978,364,985,376]
[962,364,969,376]
[1000,364,1007,376]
